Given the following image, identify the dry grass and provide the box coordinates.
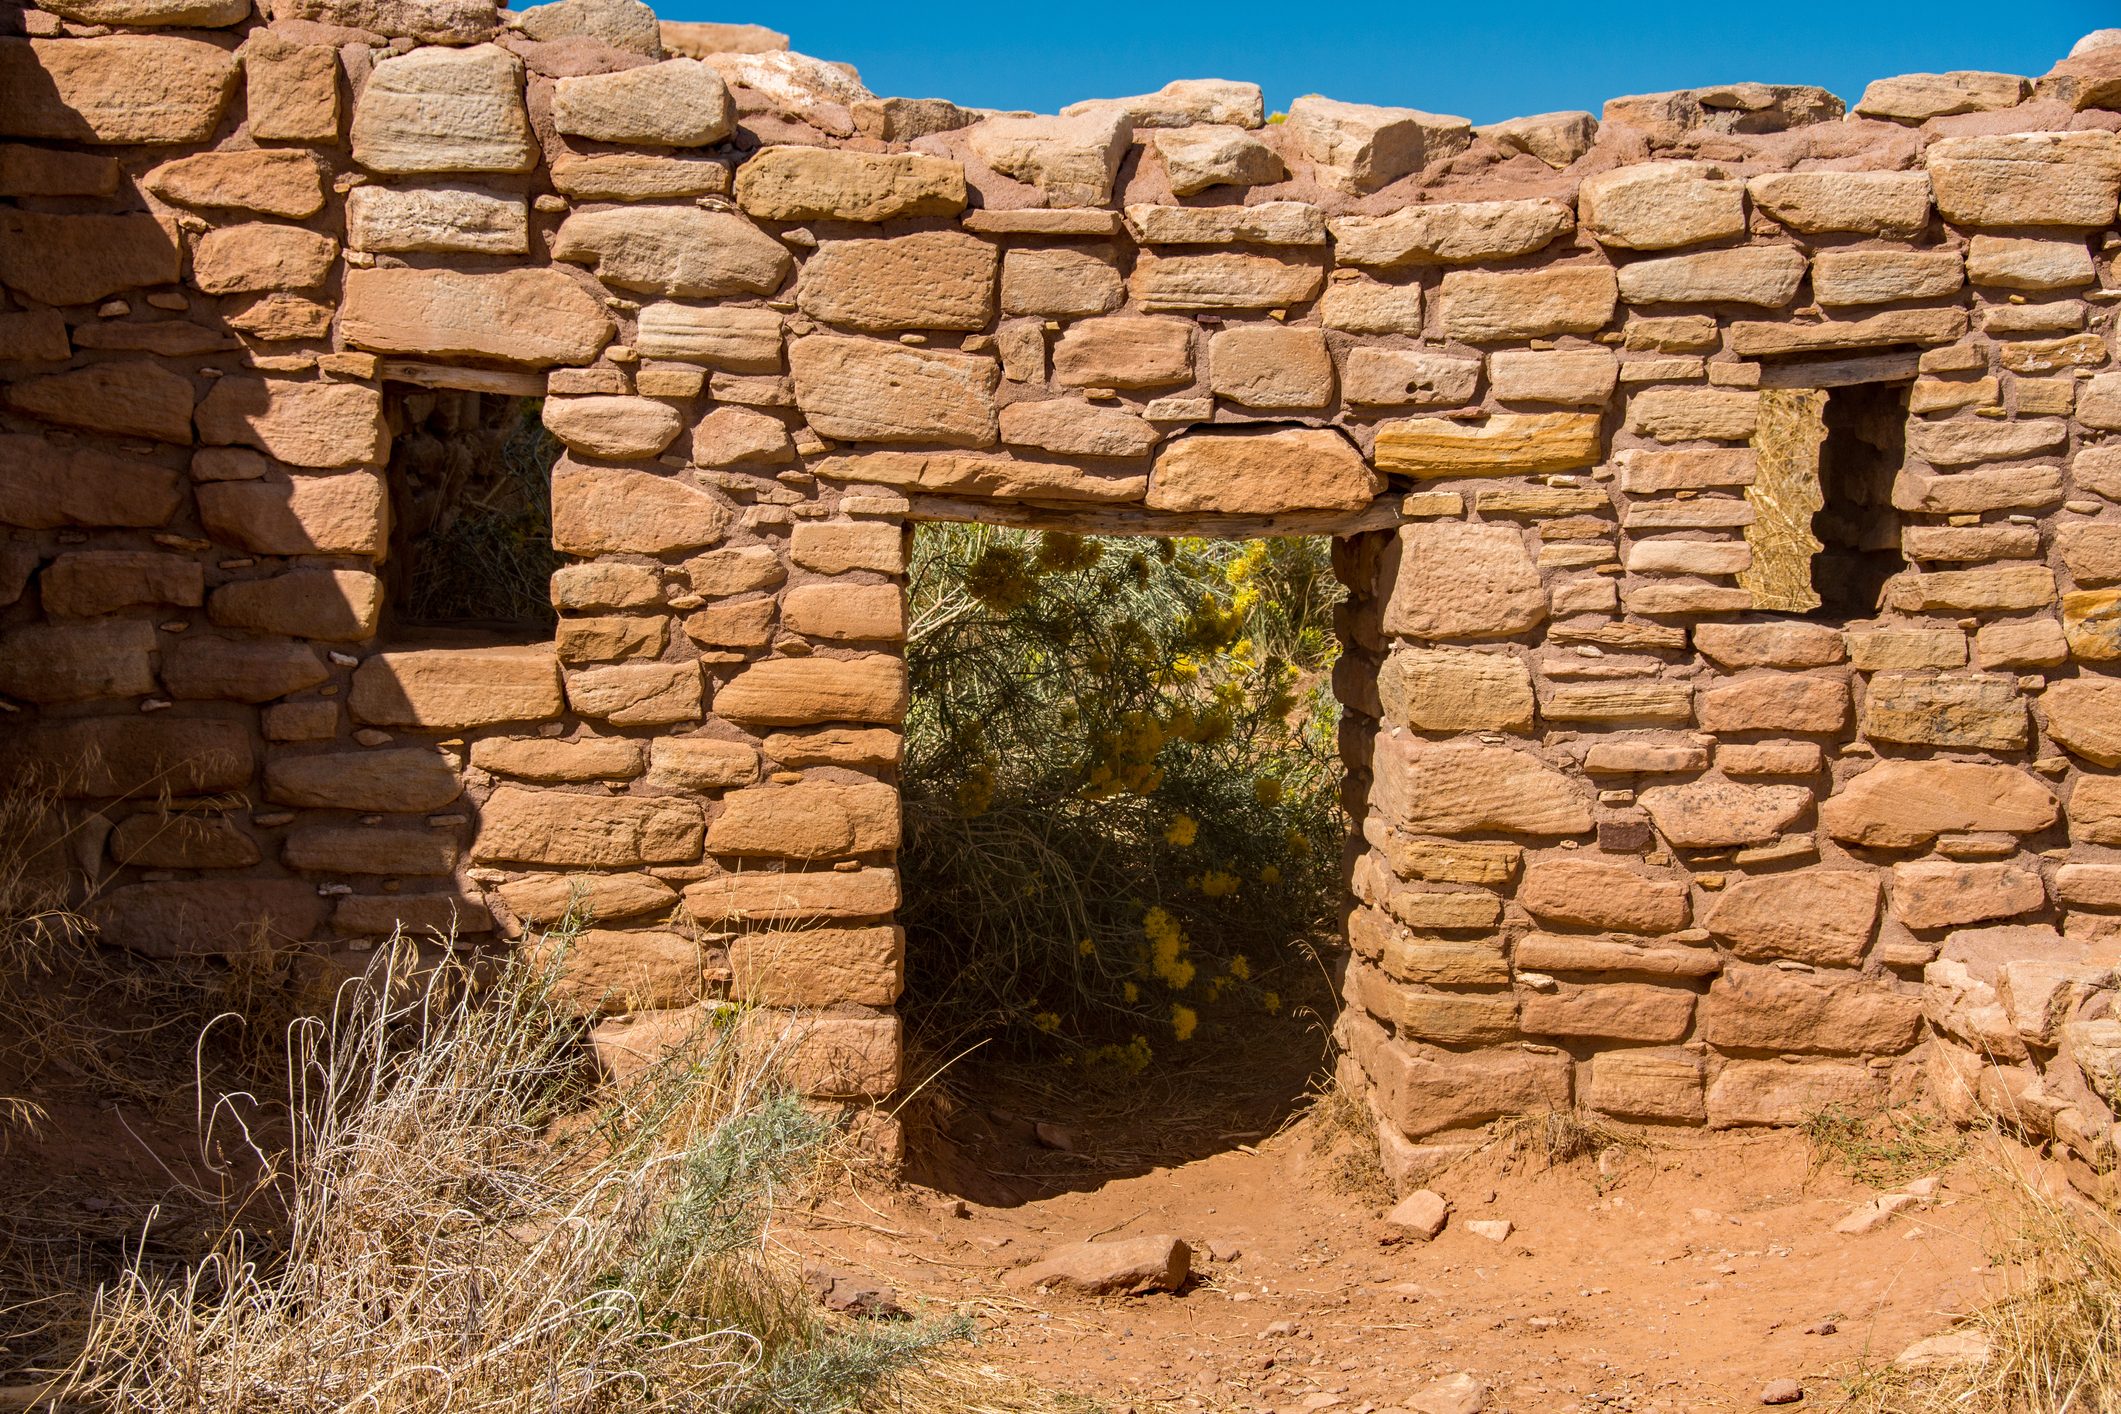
[40,938,977,1413]
[1804,1102,1965,1191]
[1492,1108,1645,1172]
[1837,1131,2121,1413]
[1305,1076,1394,1205]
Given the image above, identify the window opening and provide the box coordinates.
[384,389,562,636]
[1740,381,1909,617]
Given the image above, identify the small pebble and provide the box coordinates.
[1761,1377,1803,1405]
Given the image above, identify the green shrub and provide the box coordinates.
[900,525,1346,1064]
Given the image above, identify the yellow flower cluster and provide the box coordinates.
[1164,812,1198,847]
[964,543,1038,612]
[1195,869,1241,899]
[954,762,995,818]
[1143,905,1194,990]
[1170,1004,1199,1042]
[1084,710,1165,797]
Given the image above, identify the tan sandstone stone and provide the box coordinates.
[1580,162,1747,249]
[1821,761,2059,848]
[1377,648,1535,733]
[797,231,997,333]
[1705,870,1880,966]
[736,146,966,221]
[552,464,730,554]
[789,336,997,447]
[350,44,535,174]
[475,786,701,867]
[1374,413,1602,478]
[350,645,563,730]
[552,207,792,298]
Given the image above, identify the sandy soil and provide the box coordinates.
[792,1056,2008,1414]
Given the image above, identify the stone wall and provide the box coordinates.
[6,0,2121,1179]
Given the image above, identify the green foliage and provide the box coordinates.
[900,525,1347,1062]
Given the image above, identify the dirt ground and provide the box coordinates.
[792,1025,2009,1414]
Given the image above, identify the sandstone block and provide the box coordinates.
[1152,124,1283,194]
[1704,964,1922,1055]
[1475,109,1598,167]
[1328,198,1573,267]
[213,568,388,648]
[728,924,902,1006]
[642,736,758,791]
[781,583,904,641]
[1744,170,1933,237]
[537,929,706,1015]
[1847,629,1967,671]
[553,58,731,146]
[1318,280,1423,335]
[761,729,900,771]
[1521,982,1694,1042]
[144,149,326,218]
[542,396,684,460]
[708,779,899,858]
[798,230,996,333]
[265,746,462,812]
[196,470,387,556]
[40,550,202,618]
[1893,861,2045,931]
[7,362,192,444]
[1810,249,1964,307]
[242,32,339,143]
[0,436,183,529]
[1587,1049,1705,1121]
[191,222,337,295]
[1381,522,1547,640]
[1343,349,1480,408]
[812,450,1144,504]
[565,661,703,726]
[343,185,528,255]
[2066,589,2121,660]
[283,825,457,876]
[999,246,1125,319]
[1125,201,1324,247]
[1282,94,1470,192]
[1580,162,1747,249]
[1009,1233,1190,1296]
[0,620,156,703]
[1373,413,1601,478]
[332,891,492,939]
[635,303,782,369]
[1518,855,1689,933]
[1821,760,2058,848]
[1886,564,2056,613]
[1439,265,1618,341]
[1626,388,1759,442]
[1486,349,1617,406]
[1130,249,1324,312]
[685,867,897,923]
[161,634,329,703]
[1207,325,1334,409]
[500,873,677,931]
[89,879,323,959]
[789,336,998,446]
[475,786,700,867]
[274,0,495,42]
[1052,316,1194,389]
[111,813,258,870]
[351,44,534,174]
[194,378,386,469]
[1925,131,2121,228]
[1638,780,1810,848]
[1063,77,1264,128]
[550,153,729,202]
[1858,70,2029,120]
[738,1011,901,1098]
[1705,870,1880,966]
[1707,1058,1883,1126]
[789,522,903,574]
[965,111,1130,206]
[1695,674,1848,733]
[1968,235,2095,291]
[997,401,1158,460]
[1370,734,1591,837]
[735,146,965,221]
[350,645,562,730]
[712,654,906,726]
[339,263,610,364]
[1860,673,2028,750]
[2043,677,2121,765]
[1350,1016,1572,1137]
[1377,647,1535,733]
[1617,246,1807,306]
[0,209,178,307]
[552,207,792,298]
[470,735,644,783]
[552,463,730,555]
[0,36,236,145]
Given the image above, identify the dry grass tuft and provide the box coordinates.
[44,938,979,1413]
[1804,1102,1964,1190]
[1838,1132,2121,1413]
[1493,1108,1644,1171]
[1307,1077,1393,1204]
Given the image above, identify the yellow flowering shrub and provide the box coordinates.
[899,524,1346,1059]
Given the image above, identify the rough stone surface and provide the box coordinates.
[351,44,536,174]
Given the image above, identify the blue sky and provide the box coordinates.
[671,1,2114,125]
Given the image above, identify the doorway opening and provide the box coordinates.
[382,389,562,638]
[896,523,1351,1200]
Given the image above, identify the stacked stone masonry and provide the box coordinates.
[8,0,2121,1183]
